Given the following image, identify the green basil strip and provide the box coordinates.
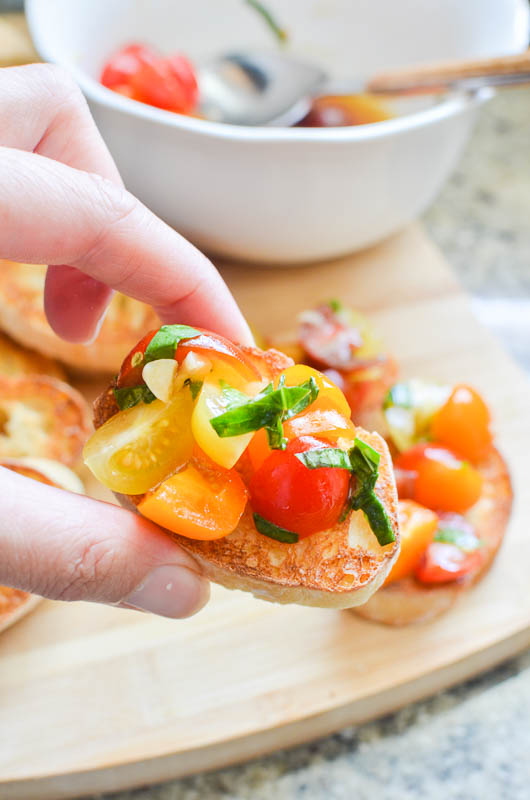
[210,377,318,442]
[114,385,156,411]
[184,379,203,401]
[344,438,395,546]
[244,0,287,43]
[253,513,299,543]
[351,489,395,546]
[328,298,342,312]
[295,447,352,470]
[144,324,199,363]
[434,526,481,552]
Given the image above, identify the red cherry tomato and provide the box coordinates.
[131,55,198,113]
[431,384,493,463]
[395,443,483,513]
[100,43,157,89]
[175,330,260,382]
[116,328,261,389]
[248,435,350,538]
[415,541,483,584]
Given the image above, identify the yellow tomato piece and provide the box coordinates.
[384,500,438,585]
[83,389,194,494]
[278,364,351,418]
[191,376,255,469]
[138,459,247,540]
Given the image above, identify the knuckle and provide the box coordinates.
[54,537,119,602]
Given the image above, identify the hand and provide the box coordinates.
[0,64,252,617]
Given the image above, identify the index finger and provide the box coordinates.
[0,146,253,346]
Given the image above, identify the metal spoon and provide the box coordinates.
[198,49,530,126]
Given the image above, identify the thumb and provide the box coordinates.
[0,468,209,618]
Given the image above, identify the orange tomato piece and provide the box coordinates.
[138,456,248,541]
[431,384,493,463]
[396,444,482,513]
[384,500,438,585]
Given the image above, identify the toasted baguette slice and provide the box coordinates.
[0,457,85,634]
[0,375,91,466]
[93,347,400,608]
[0,332,66,380]
[0,260,159,374]
[355,447,512,625]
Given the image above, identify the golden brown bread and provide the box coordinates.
[93,348,401,608]
[354,447,512,625]
[0,260,160,374]
[0,332,66,380]
[0,457,85,634]
[0,375,91,465]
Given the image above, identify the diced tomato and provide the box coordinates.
[279,364,351,418]
[395,443,483,513]
[431,384,493,463]
[298,305,363,371]
[100,43,157,89]
[131,54,198,113]
[117,330,158,388]
[138,450,247,540]
[249,435,350,538]
[116,327,261,390]
[415,541,484,584]
[384,500,438,585]
[175,330,261,384]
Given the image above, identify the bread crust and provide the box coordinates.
[355,446,512,625]
[0,260,159,373]
[93,348,400,608]
[0,375,91,465]
[0,332,66,380]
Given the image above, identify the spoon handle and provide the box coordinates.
[366,51,530,94]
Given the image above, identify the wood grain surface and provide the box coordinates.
[1,225,530,799]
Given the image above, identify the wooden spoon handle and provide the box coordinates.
[367,50,530,94]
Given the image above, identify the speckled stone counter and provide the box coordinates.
[95,89,530,800]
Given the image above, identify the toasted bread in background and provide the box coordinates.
[93,347,401,609]
[0,457,85,634]
[0,260,159,374]
[0,375,90,465]
[0,331,66,380]
[355,447,512,625]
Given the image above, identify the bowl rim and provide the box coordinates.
[26,0,526,144]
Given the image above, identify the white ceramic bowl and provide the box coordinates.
[27,0,528,264]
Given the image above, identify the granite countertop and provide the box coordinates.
[89,90,530,800]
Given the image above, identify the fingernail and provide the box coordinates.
[125,565,209,618]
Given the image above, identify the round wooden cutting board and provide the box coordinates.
[1,226,530,800]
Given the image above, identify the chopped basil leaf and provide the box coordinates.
[383,382,413,410]
[434,526,481,552]
[253,513,299,543]
[210,377,318,446]
[328,298,342,312]
[114,384,156,410]
[144,324,199,363]
[295,447,352,470]
[219,380,254,406]
[184,378,203,400]
[351,489,395,546]
[344,438,395,546]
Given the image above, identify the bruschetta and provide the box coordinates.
[0,375,90,465]
[84,324,400,608]
[355,379,512,624]
[0,260,160,374]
